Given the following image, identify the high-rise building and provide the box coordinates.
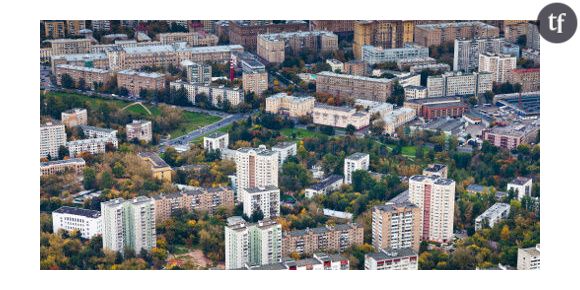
[52,206,102,239]
[228,20,309,51]
[235,145,279,202]
[353,21,404,59]
[372,202,421,252]
[61,108,88,128]
[316,71,394,102]
[344,152,370,184]
[503,20,528,43]
[126,120,152,143]
[414,21,499,47]
[91,20,111,32]
[65,20,86,36]
[508,68,540,92]
[242,70,268,96]
[408,175,456,243]
[478,52,517,83]
[309,20,355,36]
[453,38,502,72]
[526,22,540,51]
[257,31,338,63]
[517,244,540,270]
[43,21,66,39]
[180,60,212,84]
[40,122,67,159]
[225,217,282,269]
[101,197,156,254]
[241,186,281,219]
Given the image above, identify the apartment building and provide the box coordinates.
[257,31,338,63]
[65,20,87,36]
[507,177,533,200]
[508,68,540,92]
[241,186,281,219]
[372,202,421,252]
[225,217,282,269]
[408,174,456,243]
[517,244,540,270]
[344,152,370,184]
[527,22,540,51]
[305,175,344,199]
[52,206,101,239]
[409,63,451,74]
[126,120,152,143]
[49,38,92,55]
[40,122,67,159]
[101,197,156,254]
[326,59,344,72]
[203,131,229,151]
[117,69,166,96]
[61,108,88,128]
[55,64,112,90]
[153,186,235,223]
[91,20,111,32]
[282,223,364,257]
[235,145,279,202]
[242,70,268,96]
[228,20,309,51]
[362,44,429,65]
[343,60,369,76]
[310,20,354,36]
[316,71,393,102]
[43,20,66,39]
[353,21,405,59]
[453,38,502,72]
[181,60,212,84]
[247,252,350,270]
[414,21,499,47]
[313,104,370,130]
[355,99,394,117]
[423,163,448,178]
[364,248,419,270]
[79,125,117,139]
[265,93,315,117]
[67,137,118,157]
[404,85,428,100]
[482,123,539,150]
[381,107,417,135]
[169,81,242,107]
[478,52,517,83]
[271,142,297,165]
[138,152,173,182]
[40,158,86,176]
[427,71,493,98]
[158,31,219,46]
[475,203,511,231]
[504,20,528,43]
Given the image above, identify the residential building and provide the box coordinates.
[414,21,499,47]
[475,203,511,231]
[117,69,166,96]
[40,158,86,176]
[316,71,394,102]
[247,252,350,270]
[310,20,354,36]
[271,142,297,165]
[101,197,156,254]
[478,52,517,83]
[153,186,235,223]
[453,38,502,72]
[517,244,540,270]
[49,38,92,55]
[427,71,493,98]
[235,145,279,202]
[242,70,268,96]
[521,48,540,65]
[169,81,242,107]
[265,93,315,117]
[79,125,117,139]
[507,177,533,200]
[241,186,281,219]
[397,57,436,70]
[422,163,448,178]
[158,31,219,46]
[228,20,308,51]
[203,132,229,151]
[364,248,418,270]
[326,58,344,72]
[313,104,370,129]
[257,31,338,63]
[225,217,282,269]
[52,206,101,239]
[126,120,152,143]
[504,21,528,43]
[282,223,364,257]
[408,175,456,243]
[55,64,112,90]
[409,63,451,74]
[65,20,87,36]
[61,108,88,128]
[305,175,344,199]
[353,21,405,59]
[67,137,118,157]
[343,60,369,76]
[362,44,429,65]
[404,85,428,100]
[381,107,417,135]
[527,22,540,51]
[482,123,539,150]
[354,99,394,117]
[344,152,370,184]
[40,122,67,159]
[43,20,66,39]
[508,68,540,92]
[181,60,212,84]
[138,152,173,182]
[372,202,421,252]
[91,20,111,32]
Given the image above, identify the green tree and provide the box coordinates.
[60,73,75,89]
[58,145,69,160]
[345,124,356,135]
[112,162,125,178]
[83,168,97,190]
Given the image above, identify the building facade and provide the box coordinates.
[40,122,67,159]
[414,21,499,47]
[478,52,517,83]
[517,244,540,270]
[158,32,219,46]
[362,44,429,65]
[475,203,511,231]
[427,71,493,98]
[117,69,166,96]
[126,120,152,143]
[344,152,370,184]
[265,93,315,117]
[40,158,86,176]
[364,248,419,270]
[235,146,279,202]
[153,187,235,223]
[169,81,242,108]
[228,20,309,51]
[241,186,281,219]
[181,60,212,84]
[453,38,502,72]
[61,108,88,128]
[282,223,364,257]
[372,202,421,252]
[225,217,282,269]
[67,137,118,157]
[313,104,370,129]
[242,70,268,96]
[52,206,101,239]
[271,142,297,165]
[316,71,394,102]
[203,132,229,151]
[508,68,540,93]
[257,31,338,63]
[138,152,173,182]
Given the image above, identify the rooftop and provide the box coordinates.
[476,203,511,221]
[41,158,86,167]
[308,174,343,191]
[205,131,228,139]
[243,185,280,194]
[346,152,369,161]
[375,201,418,212]
[366,247,418,261]
[272,141,296,150]
[117,69,165,79]
[509,177,532,186]
[79,125,117,134]
[56,64,109,74]
[138,152,171,168]
[317,71,393,84]
[53,206,101,219]
[258,30,336,41]
[416,21,497,31]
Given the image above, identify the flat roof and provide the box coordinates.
[53,206,101,218]
[138,152,170,168]
[346,152,369,160]
[366,247,418,261]
[41,158,86,167]
[317,71,393,84]
[117,69,165,78]
[308,174,343,191]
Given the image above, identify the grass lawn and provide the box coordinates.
[169,112,220,138]
[385,144,423,157]
[280,127,324,139]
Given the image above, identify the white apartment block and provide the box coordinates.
[241,185,281,219]
[271,142,297,165]
[169,80,242,107]
[225,217,282,269]
[313,104,370,130]
[101,197,156,254]
[236,145,279,202]
[507,177,533,200]
[203,131,229,151]
[326,58,344,72]
[517,244,540,270]
[61,108,88,128]
[453,38,502,72]
[344,152,370,184]
[427,71,493,97]
[408,175,456,243]
[478,52,517,83]
[381,107,416,135]
[79,125,117,139]
[475,203,511,231]
[126,120,152,143]
[52,206,102,239]
[404,85,428,100]
[364,248,419,270]
[265,93,316,117]
[362,44,429,65]
[40,122,67,159]
[67,137,118,157]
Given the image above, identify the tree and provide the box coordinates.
[58,145,69,160]
[78,78,87,91]
[387,81,405,106]
[483,91,494,104]
[280,162,311,192]
[250,208,264,223]
[112,162,125,178]
[60,73,75,89]
[345,124,356,135]
[118,87,129,97]
[99,171,114,190]
[83,168,97,190]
